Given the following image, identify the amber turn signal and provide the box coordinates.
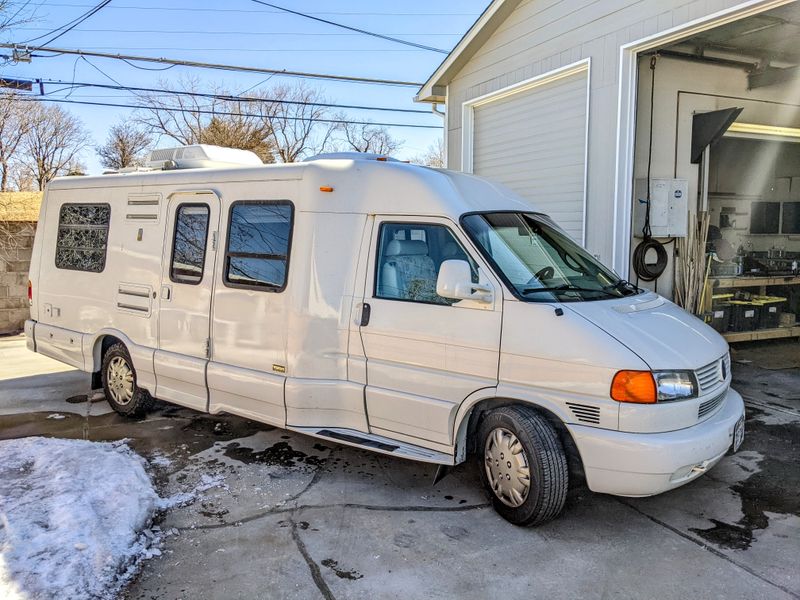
[611,370,657,403]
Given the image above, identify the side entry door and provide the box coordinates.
[359,216,502,448]
[155,191,220,411]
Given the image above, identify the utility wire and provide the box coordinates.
[22,0,111,46]
[29,78,432,114]
[0,44,425,87]
[16,97,444,129]
[249,0,449,54]
[10,2,478,16]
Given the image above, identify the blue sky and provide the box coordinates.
[2,1,489,173]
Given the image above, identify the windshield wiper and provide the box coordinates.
[521,284,616,297]
[602,279,641,295]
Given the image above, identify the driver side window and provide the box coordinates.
[375,222,477,305]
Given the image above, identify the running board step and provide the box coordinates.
[289,426,454,465]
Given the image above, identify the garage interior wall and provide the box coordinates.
[445,0,754,266]
[631,55,800,298]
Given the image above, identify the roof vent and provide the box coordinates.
[303,152,402,163]
[144,145,263,170]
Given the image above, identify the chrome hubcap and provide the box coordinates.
[484,427,531,507]
[107,356,134,405]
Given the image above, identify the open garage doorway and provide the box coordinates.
[628,1,800,345]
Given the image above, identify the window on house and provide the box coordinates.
[224,201,293,291]
[170,204,210,284]
[55,203,111,272]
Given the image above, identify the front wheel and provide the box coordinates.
[101,342,154,417]
[478,406,568,526]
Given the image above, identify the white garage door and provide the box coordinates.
[471,68,588,243]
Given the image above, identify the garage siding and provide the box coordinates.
[446,0,749,262]
[472,71,587,242]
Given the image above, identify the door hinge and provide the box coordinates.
[204,338,211,358]
[211,231,218,251]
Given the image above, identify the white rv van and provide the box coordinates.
[26,146,745,525]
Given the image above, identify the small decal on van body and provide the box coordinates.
[272,364,286,374]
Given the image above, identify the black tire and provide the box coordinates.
[101,342,154,417]
[477,406,568,526]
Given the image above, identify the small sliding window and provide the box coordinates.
[224,201,294,292]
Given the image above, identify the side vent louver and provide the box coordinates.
[126,193,161,223]
[566,402,601,425]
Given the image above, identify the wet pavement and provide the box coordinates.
[0,334,798,600]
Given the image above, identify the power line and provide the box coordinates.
[248,1,449,54]
[28,78,434,114]
[5,2,479,16]
[15,96,444,129]
[23,0,112,46]
[15,27,464,37]
[1,44,425,87]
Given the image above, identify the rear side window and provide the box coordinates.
[55,203,111,273]
[224,201,293,291]
[170,204,210,284]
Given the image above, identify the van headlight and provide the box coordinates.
[611,370,697,403]
[653,371,697,402]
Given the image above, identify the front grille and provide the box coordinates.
[698,390,726,419]
[567,402,600,425]
[695,354,729,394]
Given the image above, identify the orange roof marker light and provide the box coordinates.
[319,186,334,193]
[611,370,657,404]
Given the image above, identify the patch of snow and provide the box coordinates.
[0,437,161,600]
[45,413,66,420]
[157,473,228,510]
[148,453,172,468]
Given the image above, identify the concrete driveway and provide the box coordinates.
[1,334,797,600]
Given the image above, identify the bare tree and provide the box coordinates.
[96,120,152,170]
[411,138,445,168]
[337,118,402,155]
[135,76,275,163]
[8,162,35,192]
[200,115,274,164]
[0,93,31,191]
[21,103,90,190]
[259,83,336,162]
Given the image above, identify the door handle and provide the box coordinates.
[359,303,371,327]
[161,285,172,301]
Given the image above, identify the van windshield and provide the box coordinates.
[462,212,641,302]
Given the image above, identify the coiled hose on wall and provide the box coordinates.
[632,238,668,282]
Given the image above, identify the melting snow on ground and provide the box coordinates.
[0,437,199,600]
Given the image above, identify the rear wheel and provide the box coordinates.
[101,342,154,417]
[478,406,568,526]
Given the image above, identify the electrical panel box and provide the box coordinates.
[633,178,688,238]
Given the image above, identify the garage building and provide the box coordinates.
[416,0,800,344]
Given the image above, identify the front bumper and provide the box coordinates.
[567,387,745,497]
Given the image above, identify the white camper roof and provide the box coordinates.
[46,158,533,220]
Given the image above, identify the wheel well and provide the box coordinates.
[460,399,586,487]
[91,335,123,389]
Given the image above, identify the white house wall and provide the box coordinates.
[446,0,759,265]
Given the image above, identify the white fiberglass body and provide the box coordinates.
[26,154,744,508]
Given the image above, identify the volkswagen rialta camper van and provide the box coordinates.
[25,146,744,525]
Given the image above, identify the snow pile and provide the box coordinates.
[0,437,161,600]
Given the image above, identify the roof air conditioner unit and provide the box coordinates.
[145,144,263,170]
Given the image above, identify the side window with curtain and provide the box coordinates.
[375,222,477,305]
[170,204,210,284]
[224,201,293,291]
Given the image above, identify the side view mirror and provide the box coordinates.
[436,260,494,304]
